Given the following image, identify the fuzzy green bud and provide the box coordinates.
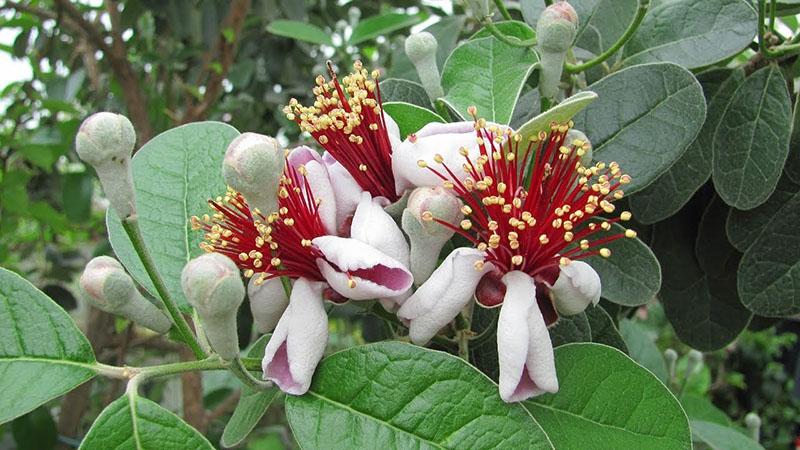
[744,412,761,442]
[79,256,171,333]
[223,133,285,216]
[402,186,463,284]
[664,348,678,381]
[181,253,245,360]
[536,1,578,100]
[405,32,444,103]
[75,112,137,219]
[686,349,703,375]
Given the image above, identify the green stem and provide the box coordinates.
[758,0,783,58]
[482,20,537,48]
[228,358,273,390]
[121,217,206,359]
[565,0,650,73]
[544,0,553,5]
[540,96,552,113]
[280,275,292,299]
[769,0,776,32]
[434,99,453,122]
[492,0,512,21]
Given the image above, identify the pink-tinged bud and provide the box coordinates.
[182,253,245,360]
[223,132,285,216]
[402,187,463,284]
[79,256,171,334]
[536,2,578,100]
[75,112,137,219]
[405,32,443,102]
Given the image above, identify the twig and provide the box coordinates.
[492,0,513,21]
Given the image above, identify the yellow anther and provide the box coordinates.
[511,255,523,266]
[620,211,632,221]
[625,229,637,238]
[461,220,473,230]
[559,257,571,266]
[421,211,434,221]
[271,257,281,267]
[599,248,612,258]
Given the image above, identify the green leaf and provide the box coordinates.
[712,65,792,210]
[11,407,57,450]
[107,122,240,310]
[585,305,628,353]
[516,91,598,142]
[286,342,553,450]
[586,223,662,307]
[471,20,535,41]
[652,197,752,350]
[524,343,690,450]
[379,79,431,108]
[619,319,669,382]
[221,335,279,448]
[786,93,800,184]
[0,267,96,425]
[573,63,706,195]
[737,187,800,316]
[630,68,745,224]
[266,20,333,46]
[726,175,799,252]
[680,394,730,426]
[623,0,757,69]
[62,170,94,223]
[549,313,591,347]
[441,36,538,124]
[79,394,214,449]
[691,420,764,450]
[383,102,444,139]
[349,12,427,46]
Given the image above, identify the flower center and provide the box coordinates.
[192,162,327,284]
[284,60,399,202]
[420,110,637,278]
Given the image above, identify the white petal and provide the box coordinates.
[313,236,413,300]
[322,152,362,234]
[261,278,328,395]
[248,277,289,333]
[287,146,337,234]
[397,247,491,344]
[550,261,602,316]
[351,192,410,266]
[383,112,402,142]
[497,271,558,402]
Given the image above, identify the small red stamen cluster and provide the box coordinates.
[283,60,399,202]
[191,162,327,284]
[420,108,636,278]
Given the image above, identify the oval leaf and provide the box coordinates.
[0,268,96,425]
[441,36,538,125]
[726,175,800,252]
[691,420,765,450]
[349,12,427,46]
[383,102,444,139]
[266,20,333,46]
[712,65,792,210]
[623,0,757,68]
[585,305,628,353]
[573,63,706,195]
[619,319,669,383]
[80,394,214,449]
[286,342,553,449]
[516,91,598,142]
[524,343,690,450]
[380,79,431,108]
[107,122,240,309]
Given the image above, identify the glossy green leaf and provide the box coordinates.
[221,335,279,448]
[619,319,669,382]
[586,223,662,307]
[441,36,538,124]
[286,342,553,450]
[349,12,427,46]
[524,343,689,450]
[691,420,764,450]
[585,305,628,353]
[726,175,800,252]
[80,394,213,449]
[266,20,333,46]
[630,68,745,224]
[380,79,431,108]
[712,65,792,210]
[549,305,627,352]
[549,313,591,347]
[653,197,751,350]
[107,122,240,310]
[623,0,757,68]
[737,187,800,316]
[573,63,706,195]
[680,394,730,426]
[0,267,96,425]
[383,102,444,139]
[516,91,598,142]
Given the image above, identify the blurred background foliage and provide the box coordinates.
[0,1,799,449]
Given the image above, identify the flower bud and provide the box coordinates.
[181,253,245,360]
[566,128,593,167]
[464,0,491,18]
[402,186,462,284]
[664,348,678,381]
[79,256,171,333]
[744,412,761,442]
[685,349,703,377]
[536,2,578,100]
[405,32,444,103]
[248,277,289,334]
[75,112,137,219]
[223,133,285,216]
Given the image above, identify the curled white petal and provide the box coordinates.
[497,271,558,403]
[262,278,328,395]
[397,247,491,344]
[248,277,289,333]
[322,152,362,234]
[287,146,337,234]
[351,192,410,267]
[550,260,601,316]
[313,236,413,300]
